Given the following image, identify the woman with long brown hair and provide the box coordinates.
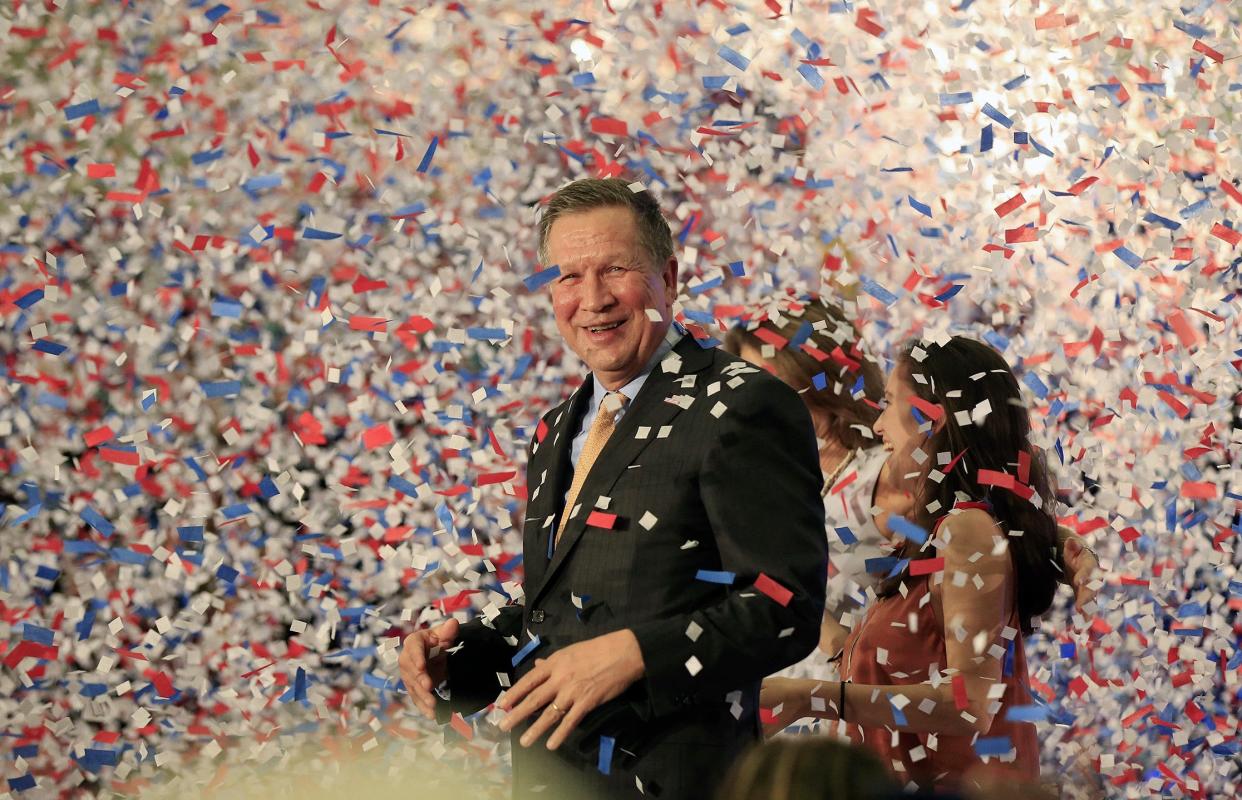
[760,335,1063,790]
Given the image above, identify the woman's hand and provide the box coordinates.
[760,677,813,738]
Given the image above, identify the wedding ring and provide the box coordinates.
[550,701,565,715]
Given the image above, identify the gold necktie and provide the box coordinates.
[557,391,627,545]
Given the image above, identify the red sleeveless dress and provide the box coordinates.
[840,502,1040,790]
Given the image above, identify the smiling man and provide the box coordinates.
[399,179,828,799]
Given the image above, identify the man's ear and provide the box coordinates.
[661,257,678,304]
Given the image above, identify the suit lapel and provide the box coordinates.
[529,337,715,607]
[523,380,592,594]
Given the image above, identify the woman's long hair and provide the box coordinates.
[723,296,883,451]
[877,336,1060,633]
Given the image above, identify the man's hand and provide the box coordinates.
[497,629,645,750]
[759,677,810,738]
[399,618,459,720]
[1063,537,1102,612]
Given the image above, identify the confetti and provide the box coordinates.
[0,2,1236,796]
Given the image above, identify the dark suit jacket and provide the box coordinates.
[439,335,827,799]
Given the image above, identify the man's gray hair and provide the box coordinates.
[537,178,675,269]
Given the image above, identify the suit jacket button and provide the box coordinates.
[530,609,546,624]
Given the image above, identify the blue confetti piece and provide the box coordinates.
[1022,371,1049,399]
[523,264,561,291]
[1060,642,1076,658]
[812,372,828,391]
[1172,19,1211,39]
[864,556,898,574]
[64,540,103,555]
[891,698,908,726]
[221,503,251,519]
[980,123,994,152]
[32,340,67,355]
[216,563,239,583]
[1003,74,1029,90]
[1142,211,1181,231]
[907,195,933,218]
[259,475,280,499]
[797,63,824,90]
[80,507,115,537]
[835,526,857,545]
[191,148,225,165]
[177,525,204,542]
[65,99,101,120]
[980,103,1014,128]
[695,569,736,585]
[201,380,241,398]
[417,136,439,173]
[303,227,342,240]
[21,624,53,645]
[76,605,98,640]
[16,288,44,309]
[141,390,157,411]
[8,774,36,792]
[511,635,542,667]
[110,547,148,566]
[887,515,927,544]
[37,391,68,410]
[598,735,616,775]
[702,76,729,90]
[211,300,243,318]
[1112,246,1141,268]
[939,91,973,105]
[858,276,898,306]
[717,45,750,71]
[467,327,507,341]
[727,260,745,277]
[204,3,230,23]
[388,474,422,498]
[572,72,596,86]
[934,284,963,302]
[974,736,1013,756]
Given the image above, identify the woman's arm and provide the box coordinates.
[817,614,849,655]
[763,509,1017,737]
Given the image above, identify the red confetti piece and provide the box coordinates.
[585,510,617,529]
[909,557,945,576]
[1220,180,1242,207]
[1209,222,1240,247]
[87,163,115,178]
[84,425,115,447]
[1166,309,1200,349]
[349,316,388,332]
[100,447,140,466]
[589,116,628,137]
[1065,176,1099,195]
[855,10,885,37]
[754,573,793,606]
[449,712,473,740]
[994,192,1026,218]
[908,395,943,421]
[1192,40,1224,63]
[1180,481,1217,500]
[361,424,395,450]
[952,675,969,709]
[753,326,789,349]
[1004,226,1039,243]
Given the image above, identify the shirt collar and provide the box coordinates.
[591,322,684,407]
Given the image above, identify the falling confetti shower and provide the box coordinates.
[0,0,1239,797]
